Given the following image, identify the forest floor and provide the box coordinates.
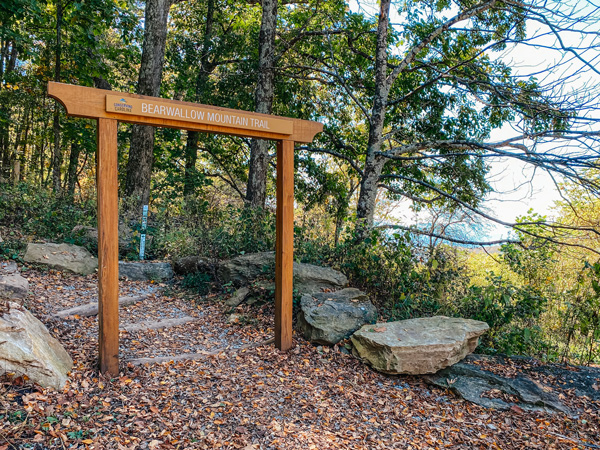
[1,267,600,450]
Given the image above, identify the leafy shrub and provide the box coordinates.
[556,261,600,364]
[152,204,276,260]
[0,182,96,241]
[181,272,212,296]
[455,273,548,355]
[0,238,26,262]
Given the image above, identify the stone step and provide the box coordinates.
[53,294,148,318]
[121,316,198,332]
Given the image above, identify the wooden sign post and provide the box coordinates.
[48,82,322,375]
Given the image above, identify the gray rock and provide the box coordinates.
[72,224,134,254]
[425,362,570,414]
[118,261,174,281]
[298,288,377,345]
[173,256,213,275]
[217,252,275,285]
[217,252,348,294]
[225,287,251,307]
[351,316,489,375]
[0,302,73,390]
[0,261,28,301]
[24,243,98,276]
[294,262,348,295]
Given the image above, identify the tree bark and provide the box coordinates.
[66,142,80,197]
[183,130,199,196]
[246,0,278,208]
[0,41,17,181]
[51,0,63,194]
[356,0,392,232]
[124,0,172,213]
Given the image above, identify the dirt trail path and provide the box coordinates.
[1,267,599,449]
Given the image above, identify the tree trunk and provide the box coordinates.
[183,130,199,196]
[183,0,215,197]
[0,41,17,181]
[9,106,27,184]
[51,0,63,194]
[124,0,172,214]
[245,0,278,208]
[19,106,32,181]
[66,142,81,197]
[356,0,392,233]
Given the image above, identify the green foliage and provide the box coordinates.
[501,211,557,288]
[456,273,548,355]
[0,182,96,241]
[2,409,27,423]
[152,200,276,261]
[329,229,423,317]
[557,261,600,364]
[0,237,26,262]
[181,272,212,296]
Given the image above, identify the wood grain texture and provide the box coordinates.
[275,140,295,351]
[97,118,120,376]
[48,82,322,143]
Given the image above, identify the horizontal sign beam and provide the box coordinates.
[48,82,322,143]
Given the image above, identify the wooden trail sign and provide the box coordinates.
[48,82,323,375]
[105,95,294,135]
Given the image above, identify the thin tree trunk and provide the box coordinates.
[184,0,215,197]
[245,0,278,208]
[19,105,33,181]
[124,0,172,215]
[9,106,27,183]
[38,97,50,187]
[356,0,392,233]
[183,130,199,196]
[0,40,16,181]
[66,142,81,197]
[51,0,63,194]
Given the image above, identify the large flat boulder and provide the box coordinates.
[0,261,28,301]
[24,243,98,276]
[0,301,73,390]
[217,252,348,294]
[298,288,377,345]
[217,252,275,285]
[119,261,173,281]
[351,316,489,375]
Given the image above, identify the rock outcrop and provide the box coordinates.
[351,316,489,375]
[298,288,377,345]
[0,261,28,301]
[173,256,213,275]
[119,261,173,281]
[425,361,571,414]
[24,243,98,276]
[0,301,73,390]
[72,224,133,254]
[217,252,348,295]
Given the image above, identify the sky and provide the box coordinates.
[349,0,599,242]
